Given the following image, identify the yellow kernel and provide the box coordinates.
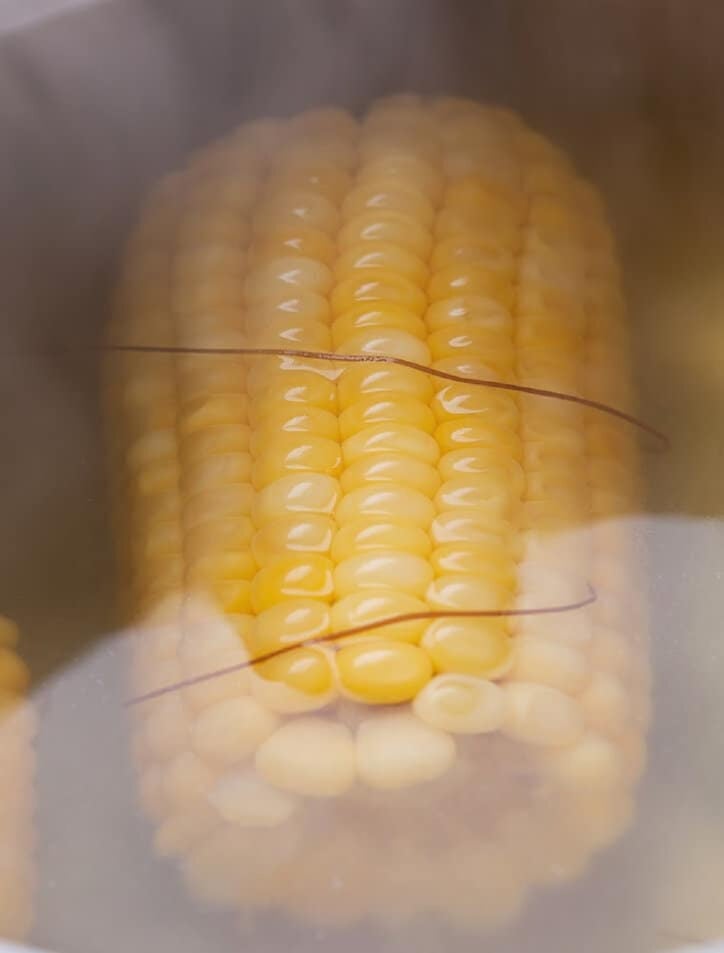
[435,419,521,455]
[428,324,515,364]
[250,224,337,266]
[331,520,432,562]
[267,161,352,204]
[249,599,330,655]
[428,263,514,309]
[336,326,431,362]
[251,435,341,489]
[502,683,584,747]
[250,555,335,612]
[340,453,440,497]
[252,473,340,525]
[425,294,512,334]
[430,510,513,546]
[432,384,519,429]
[339,395,435,441]
[356,713,455,789]
[245,315,331,350]
[336,483,435,528]
[337,209,433,259]
[343,423,440,467]
[343,179,435,225]
[336,641,432,703]
[337,363,434,407]
[335,241,429,286]
[332,304,427,347]
[422,619,512,677]
[241,289,331,326]
[254,188,340,235]
[334,551,434,599]
[254,648,333,697]
[413,674,505,734]
[208,580,253,614]
[426,574,509,611]
[358,149,443,197]
[332,270,428,317]
[245,256,334,301]
[250,406,338,445]
[331,590,429,644]
[430,544,515,586]
[255,717,356,797]
[439,449,525,494]
[247,369,336,413]
[251,515,334,566]
[190,696,278,764]
[434,475,515,520]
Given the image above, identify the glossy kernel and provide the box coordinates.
[336,641,433,703]
[422,619,512,677]
[250,555,335,612]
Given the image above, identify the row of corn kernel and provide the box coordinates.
[173,131,268,624]
[0,617,35,940]
[327,96,441,704]
[132,129,276,848]
[241,110,357,709]
[412,104,525,736]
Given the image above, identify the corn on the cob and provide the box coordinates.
[107,94,648,929]
[0,616,35,940]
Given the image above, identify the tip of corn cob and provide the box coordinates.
[110,93,647,930]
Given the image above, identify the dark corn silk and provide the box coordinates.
[106,95,648,930]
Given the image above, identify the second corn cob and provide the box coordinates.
[0,616,35,940]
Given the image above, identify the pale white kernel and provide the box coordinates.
[357,712,455,789]
[413,674,505,734]
[255,717,356,797]
[190,696,278,764]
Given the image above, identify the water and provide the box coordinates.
[3,4,724,952]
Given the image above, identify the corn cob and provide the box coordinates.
[0,616,35,940]
[108,94,648,929]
